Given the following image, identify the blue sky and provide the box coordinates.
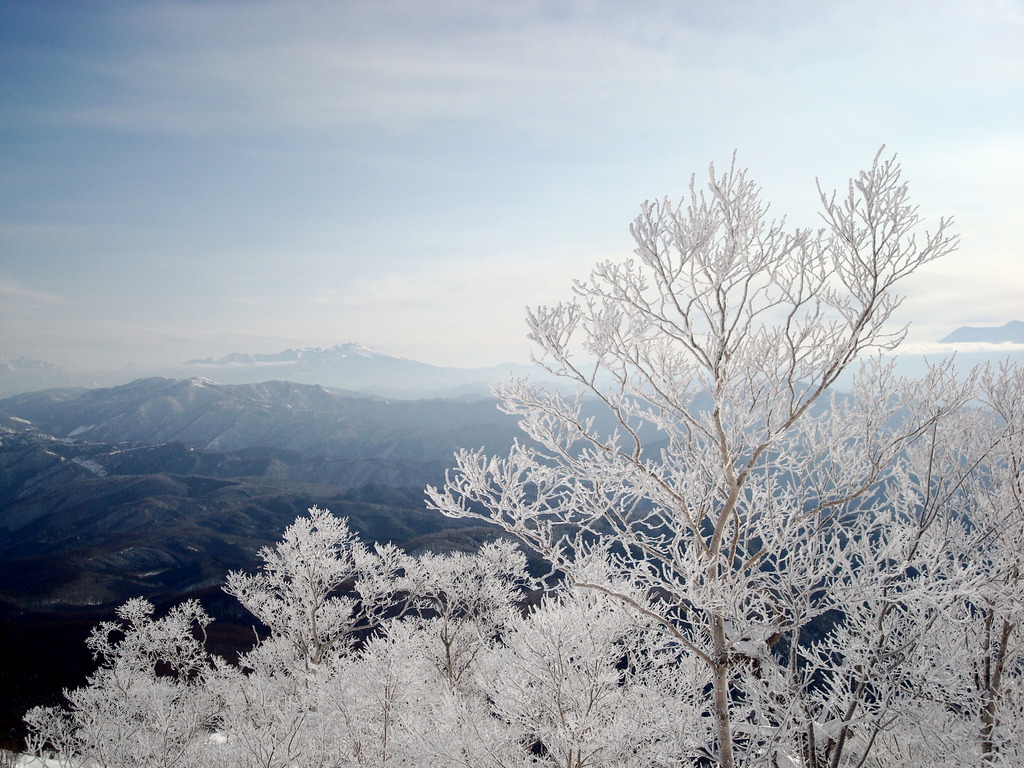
[2,0,1022,370]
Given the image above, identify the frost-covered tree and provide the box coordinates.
[317,624,427,768]
[483,565,703,768]
[196,508,536,768]
[802,361,1024,768]
[968,363,1024,766]
[223,505,406,672]
[316,542,532,768]
[748,361,982,768]
[400,539,528,690]
[209,635,341,768]
[215,506,411,768]
[426,150,966,767]
[24,599,219,768]
[928,363,1024,767]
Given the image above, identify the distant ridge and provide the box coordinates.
[0,344,539,399]
[0,375,520,466]
[183,342,405,366]
[177,342,540,398]
[939,320,1024,344]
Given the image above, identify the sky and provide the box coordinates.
[1,0,1022,371]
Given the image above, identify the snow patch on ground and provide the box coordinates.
[13,755,70,767]
[71,457,107,477]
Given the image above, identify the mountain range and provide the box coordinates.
[0,376,519,460]
[6,325,1023,401]
[0,343,538,399]
[0,376,524,610]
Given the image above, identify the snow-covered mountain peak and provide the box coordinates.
[184,343,405,367]
[324,342,395,359]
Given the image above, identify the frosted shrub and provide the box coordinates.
[25,599,219,768]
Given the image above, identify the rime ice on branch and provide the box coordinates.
[428,151,1020,767]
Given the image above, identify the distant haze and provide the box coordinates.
[1,1,1022,370]
[2,330,1022,400]
[0,342,544,399]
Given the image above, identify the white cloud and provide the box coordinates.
[60,1,993,139]
[0,277,66,306]
[51,2,680,137]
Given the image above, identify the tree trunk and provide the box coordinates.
[712,615,735,768]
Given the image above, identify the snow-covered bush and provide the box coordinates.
[24,598,219,768]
